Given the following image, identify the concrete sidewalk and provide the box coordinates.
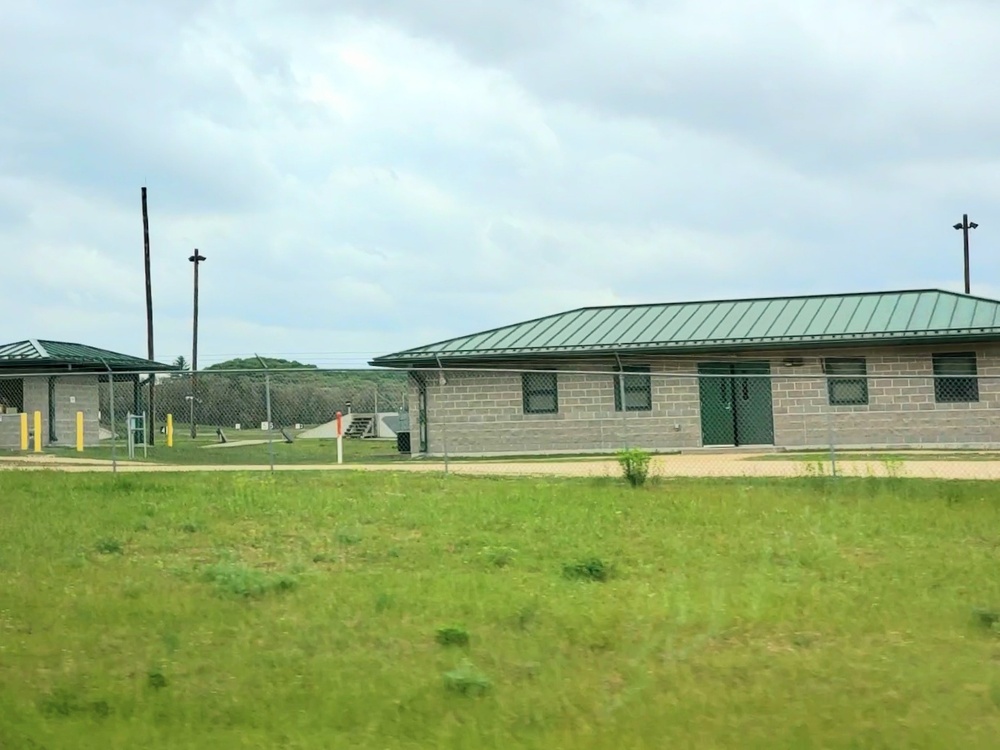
[2,453,999,480]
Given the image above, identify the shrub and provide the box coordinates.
[617,448,652,487]
[562,557,613,582]
[435,626,470,647]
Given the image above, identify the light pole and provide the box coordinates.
[953,214,978,294]
[189,249,206,438]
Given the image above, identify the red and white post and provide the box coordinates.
[336,411,343,464]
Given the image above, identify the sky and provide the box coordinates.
[1,0,998,368]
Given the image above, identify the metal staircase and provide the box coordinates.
[344,415,374,439]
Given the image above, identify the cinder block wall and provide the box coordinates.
[770,345,1000,449]
[407,361,703,456]
[0,416,23,449]
[19,375,101,448]
[402,343,1000,456]
[22,376,49,445]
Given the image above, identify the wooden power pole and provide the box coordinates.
[142,187,156,445]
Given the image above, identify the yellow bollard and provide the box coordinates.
[19,413,28,451]
[166,413,173,447]
[76,411,84,452]
[33,411,42,453]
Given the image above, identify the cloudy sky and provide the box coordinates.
[1,0,997,367]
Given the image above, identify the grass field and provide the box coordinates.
[3,471,1000,749]
[45,431,405,465]
[39,430,622,466]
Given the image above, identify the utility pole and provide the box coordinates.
[141,187,155,445]
[953,214,979,294]
[189,249,206,438]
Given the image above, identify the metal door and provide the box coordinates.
[731,362,774,446]
[698,362,774,446]
[698,363,736,445]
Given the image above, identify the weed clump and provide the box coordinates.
[337,529,363,546]
[617,449,652,487]
[443,661,491,696]
[435,626,470,647]
[201,562,298,599]
[482,546,516,568]
[147,669,168,690]
[95,538,124,555]
[562,557,613,582]
[39,688,112,718]
[973,608,1000,630]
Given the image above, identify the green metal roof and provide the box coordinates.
[371,289,1000,366]
[0,339,175,372]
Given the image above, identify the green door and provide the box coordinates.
[698,362,774,446]
[731,362,774,446]
[698,363,736,446]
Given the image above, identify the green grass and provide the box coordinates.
[2,471,1000,748]
[34,430,631,466]
[43,431,405,465]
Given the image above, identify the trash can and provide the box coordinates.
[396,431,411,453]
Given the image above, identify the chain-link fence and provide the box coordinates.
[3,362,1000,479]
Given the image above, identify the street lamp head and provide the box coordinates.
[188,250,206,263]
[970,222,979,230]
[954,223,963,230]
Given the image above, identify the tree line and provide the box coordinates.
[100,358,408,430]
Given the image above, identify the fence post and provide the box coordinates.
[826,403,838,478]
[336,411,343,464]
[615,355,629,451]
[19,412,28,451]
[104,363,117,474]
[166,413,173,447]
[436,358,449,475]
[256,355,275,473]
[76,411,84,452]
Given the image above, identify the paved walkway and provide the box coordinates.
[1,453,999,480]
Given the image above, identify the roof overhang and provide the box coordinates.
[0,361,176,375]
[370,330,1000,368]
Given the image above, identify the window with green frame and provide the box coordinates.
[932,352,979,403]
[825,357,868,405]
[613,365,652,411]
[522,372,558,414]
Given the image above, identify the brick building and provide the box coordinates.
[0,340,173,450]
[371,290,1000,456]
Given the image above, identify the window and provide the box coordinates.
[825,358,868,405]
[614,365,652,411]
[522,372,558,414]
[933,352,979,403]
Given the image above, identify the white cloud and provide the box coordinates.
[1,0,998,366]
